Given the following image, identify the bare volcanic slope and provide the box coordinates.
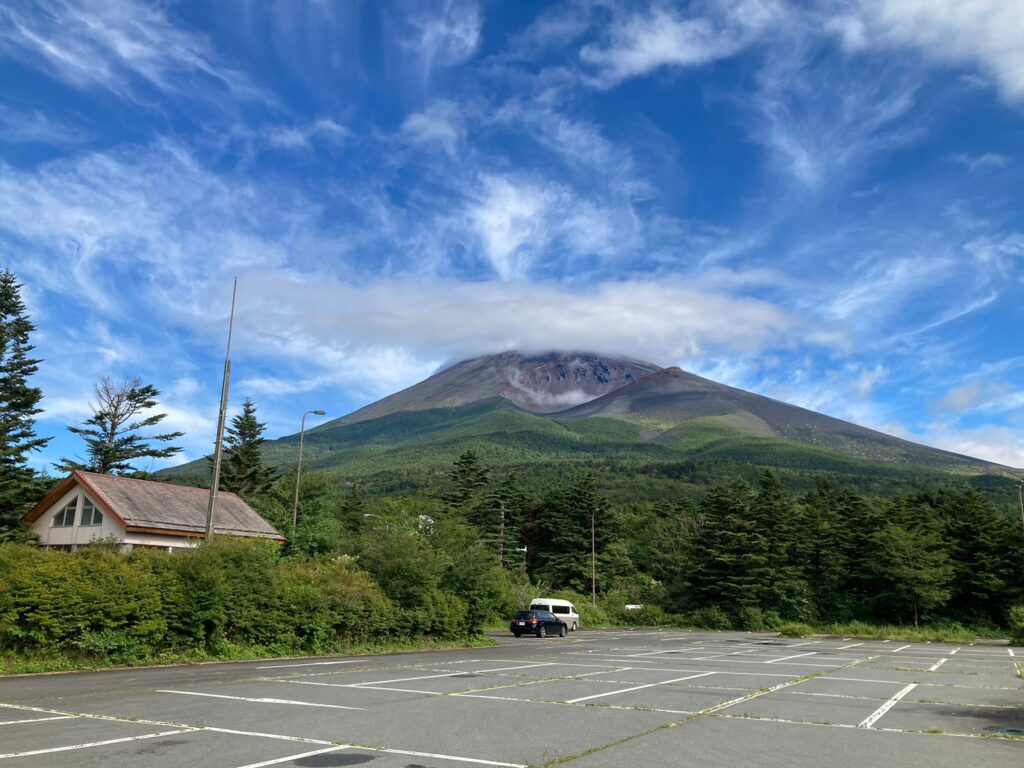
[555,366,995,469]
[336,351,662,426]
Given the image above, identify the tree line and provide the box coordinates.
[439,449,1024,629]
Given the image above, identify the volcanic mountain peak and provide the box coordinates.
[336,350,662,426]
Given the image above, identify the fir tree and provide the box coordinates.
[476,473,526,568]
[687,479,768,612]
[0,269,50,536]
[444,449,490,510]
[213,398,276,499]
[870,498,953,626]
[928,487,1013,624]
[57,377,183,475]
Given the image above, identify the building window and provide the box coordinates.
[53,500,76,527]
[80,500,103,526]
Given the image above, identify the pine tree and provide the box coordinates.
[751,470,810,619]
[870,498,953,626]
[476,473,527,568]
[57,377,183,475]
[213,398,276,499]
[443,449,490,510]
[928,487,1013,624]
[533,475,614,593]
[0,269,50,535]
[687,479,769,612]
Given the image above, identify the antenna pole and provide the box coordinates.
[206,277,237,541]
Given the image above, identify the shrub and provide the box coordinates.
[686,606,732,630]
[1009,606,1024,645]
[735,607,782,632]
[778,622,816,638]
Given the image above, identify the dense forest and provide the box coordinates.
[250,450,1024,632]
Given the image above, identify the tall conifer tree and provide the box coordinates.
[214,398,277,499]
[57,377,183,475]
[0,269,49,534]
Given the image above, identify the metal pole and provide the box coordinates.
[1018,481,1024,535]
[591,510,596,606]
[205,277,237,541]
[291,409,325,541]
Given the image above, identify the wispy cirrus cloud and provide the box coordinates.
[579,0,784,88]
[0,0,264,103]
[0,103,85,145]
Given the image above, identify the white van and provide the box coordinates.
[529,598,580,631]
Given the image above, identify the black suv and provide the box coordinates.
[510,610,568,638]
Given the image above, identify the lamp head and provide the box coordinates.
[312,410,326,416]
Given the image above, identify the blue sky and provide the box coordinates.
[1,0,1022,472]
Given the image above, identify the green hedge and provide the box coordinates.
[0,540,466,665]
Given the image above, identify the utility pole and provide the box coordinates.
[498,498,506,569]
[205,277,237,541]
[1018,481,1024,535]
[591,509,597,606]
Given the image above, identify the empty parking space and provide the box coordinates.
[0,631,1020,766]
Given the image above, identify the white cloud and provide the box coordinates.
[825,255,952,323]
[401,100,464,156]
[950,152,1009,172]
[399,0,482,81]
[466,176,551,280]
[264,119,348,150]
[835,0,1024,102]
[463,174,642,280]
[922,423,1024,468]
[579,0,783,88]
[748,37,923,189]
[231,270,839,370]
[0,104,84,145]
[0,0,262,103]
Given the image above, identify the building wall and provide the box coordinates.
[28,485,202,552]
[29,485,126,548]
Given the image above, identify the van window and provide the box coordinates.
[530,603,549,611]
[552,605,569,614]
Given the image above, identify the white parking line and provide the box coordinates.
[949,648,960,655]
[256,660,362,669]
[1009,648,1015,657]
[233,746,350,768]
[566,671,716,704]
[891,645,911,652]
[354,663,552,686]
[0,715,77,726]
[157,690,365,710]
[0,730,191,760]
[928,658,948,672]
[858,684,917,728]
[838,643,863,650]
[764,652,817,664]
[285,680,442,695]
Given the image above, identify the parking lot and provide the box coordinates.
[0,630,1021,766]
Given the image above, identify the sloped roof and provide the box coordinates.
[25,471,284,541]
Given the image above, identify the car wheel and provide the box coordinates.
[513,631,521,637]
[559,625,567,637]
[535,628,544,638]
[571,622,578,632]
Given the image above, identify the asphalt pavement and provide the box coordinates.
[0,630,1021,767]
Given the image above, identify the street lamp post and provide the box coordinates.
[1018,481,1024,535]
[291,409,326,541]
[591,509,597,607]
